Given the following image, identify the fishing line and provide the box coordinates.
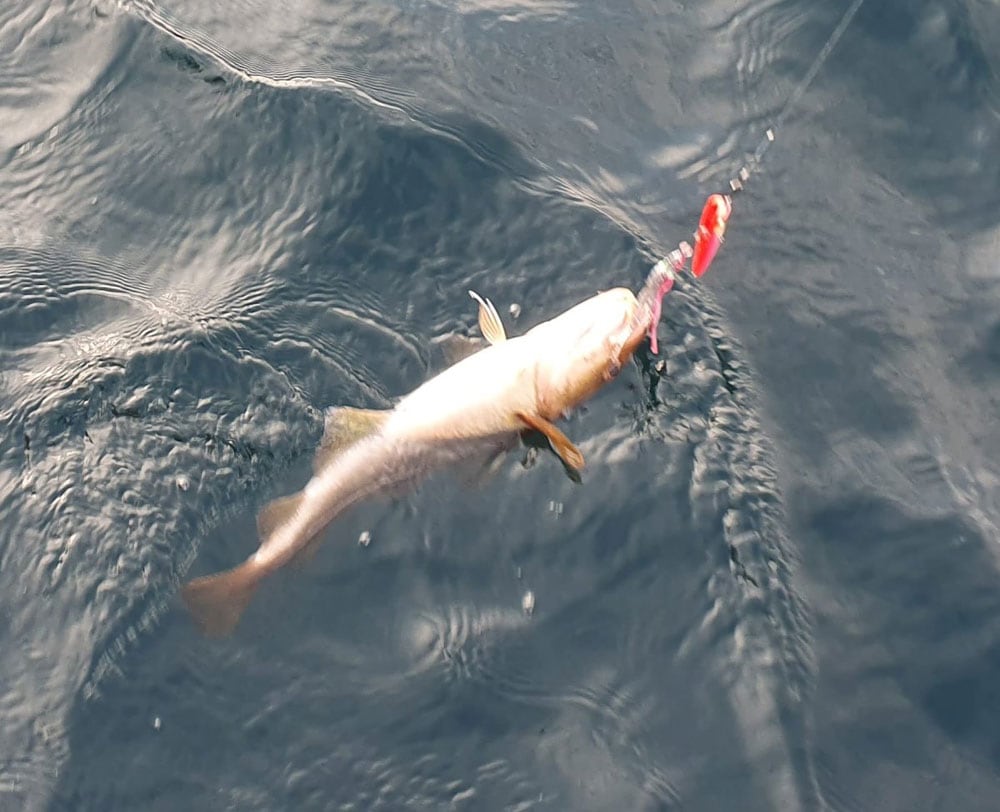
[652,0,867,284]
[728,0,867,193]
[643,0,866,354]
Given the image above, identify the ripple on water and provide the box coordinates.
[0,3,823,807]
[340,282,811,810]
[402,601,531,683]
[117,0,763,245]
[0,236,348,805]
[4,263,813,810]
[0,1,124,153]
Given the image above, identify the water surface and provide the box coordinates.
[2,0,1000,809]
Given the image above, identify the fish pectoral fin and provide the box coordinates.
[468,289,507,344]
[257,492,304,544]
[515,412,585,471]
[315,406,390,473]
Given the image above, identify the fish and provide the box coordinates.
[691,193,732,278]
[181,284,664,636]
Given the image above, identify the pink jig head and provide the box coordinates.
[646,241,692,355]
[691,193,732,277]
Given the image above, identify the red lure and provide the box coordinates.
[644,193,732,354]
[691,193,732,277]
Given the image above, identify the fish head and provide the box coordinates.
[530,287,643,416]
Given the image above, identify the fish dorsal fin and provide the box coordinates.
[257,492,304,544]
[468,290,507,344]
[516,412,585,472]
[314,406,390,473]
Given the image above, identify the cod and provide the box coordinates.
[183,257,684,636]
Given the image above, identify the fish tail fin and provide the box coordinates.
[181,559,262,637]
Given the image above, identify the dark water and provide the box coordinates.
[2,0,1000,809]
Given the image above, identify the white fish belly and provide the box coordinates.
[387,337,540,441]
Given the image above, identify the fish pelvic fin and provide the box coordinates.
[516,412,585,472]
[181,560,261,637]
[468,290,507,344]
[315,407,390,473]
[456,435,518,488]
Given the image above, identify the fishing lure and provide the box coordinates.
[691,193,733,278]
[644,0,866,351]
